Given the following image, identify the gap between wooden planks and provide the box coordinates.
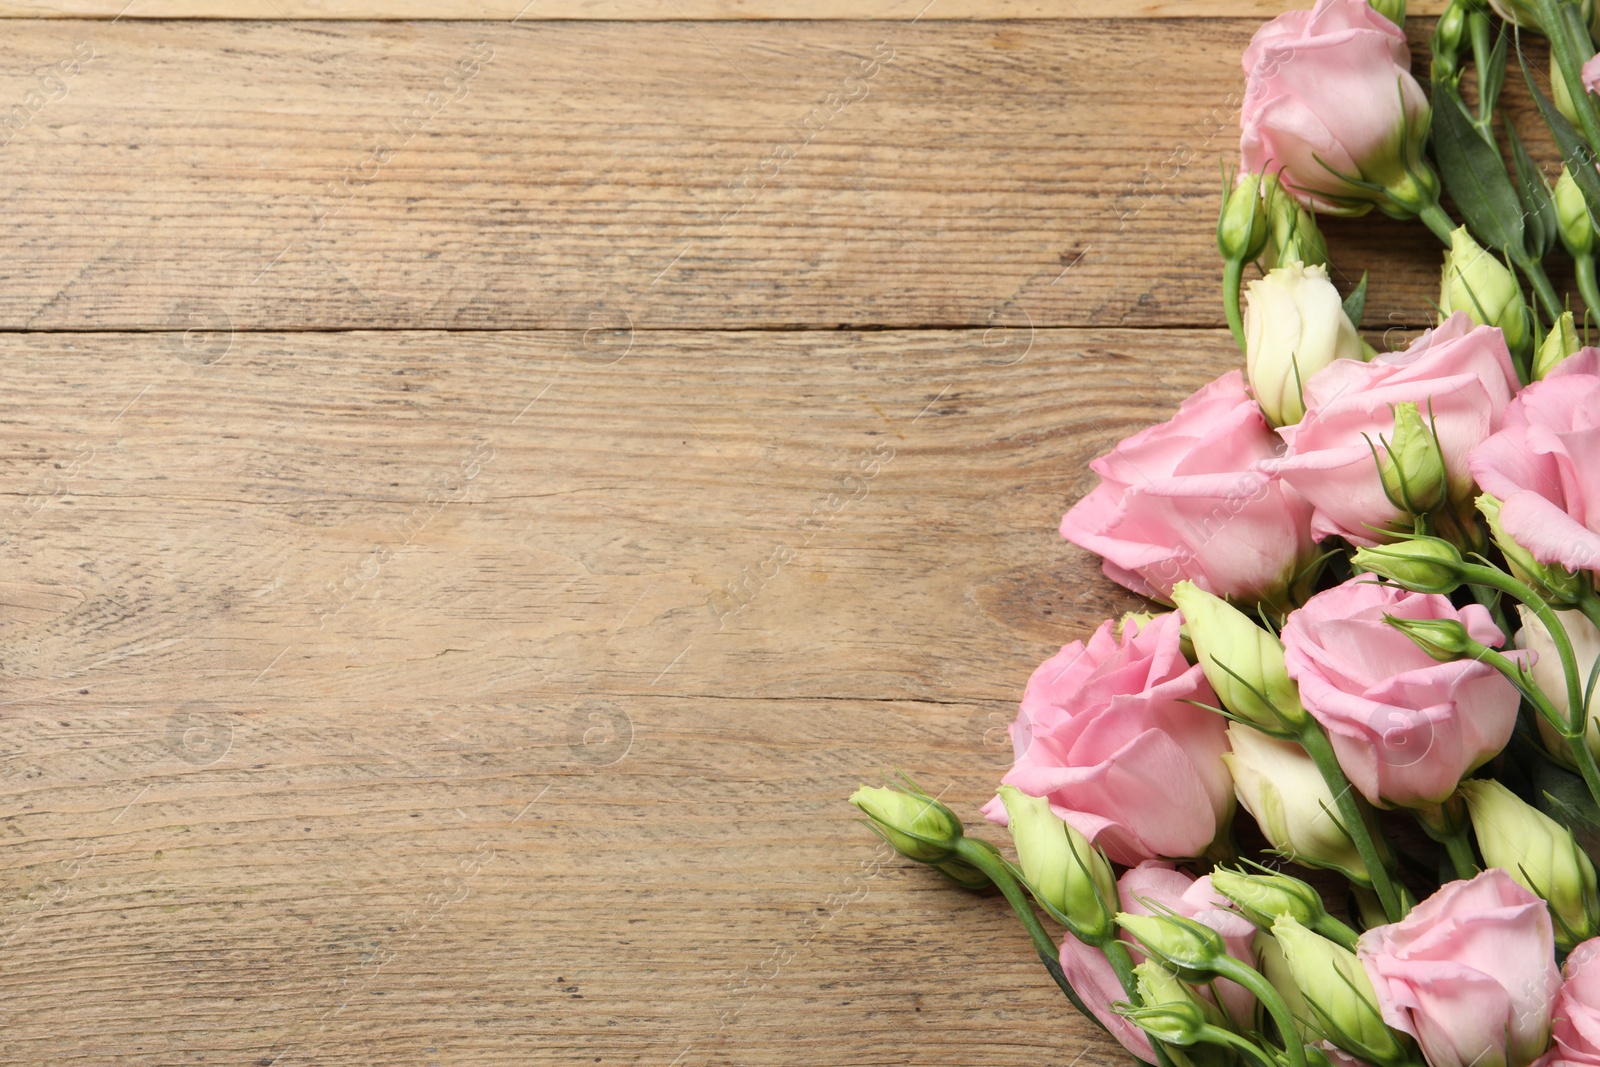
[0,326,1219,1065]
[0,1,1453,19]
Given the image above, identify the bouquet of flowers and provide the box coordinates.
[847,3,1600,1066]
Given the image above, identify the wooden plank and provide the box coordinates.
[0,1,1456,19]
[0,18,1456,333]
[0,326,1231,1064]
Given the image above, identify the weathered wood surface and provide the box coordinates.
[0,1,1454,19]
[0,6,1471,1067]
[0,18,1456,334]
[0,328,1235,1064]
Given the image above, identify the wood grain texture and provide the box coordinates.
[0,327,1235,1064]
[0,18,1460,334]
[0,1,1457,19]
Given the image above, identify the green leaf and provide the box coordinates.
[1342,272,1370,329]
[1506,117,1557,259]
[1429,80,1525,253]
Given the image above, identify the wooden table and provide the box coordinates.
[0,4,1449,1065]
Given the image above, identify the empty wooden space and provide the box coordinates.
[0,5,1445,1067]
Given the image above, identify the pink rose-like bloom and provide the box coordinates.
[1061,863,1257,1058]
[1241,0,1430,215]
[1060,370,1315,607]
[1469,366,1600,577]
[1585,54,1600,96]
[984,613,1232,865]
[1282,577,1520,808]
[1539,937,1600,1067]
[1360,869,1561,1067]
[1274,313,1521,546]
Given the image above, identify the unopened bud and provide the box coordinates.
[1556,169,1597,259]
[1171,581,1306,731]
[1352,536,1466,595]
[1536,312,1583,381]
[1211,868,1332,933]
[1377,401,1446,514]
[1431,1,1468,80]
[1261,172,1329,270]
[1224,725,1370,883]
[1120,1001,1210,1047]
[1254,932,1318,1044]
[1117,912,1231,981]
[1440,226,1531,358]
[1383,615,1476,663]
[1272,916,1410,1067]
[997,785,1116,939]
[1478,494,1584,604]
[1218,172,1270,264]
[849,783,964,864]
[1244,263,1364,426]
[1460,779,1600,951]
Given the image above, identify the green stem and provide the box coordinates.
[1200,1025,1281,1067]
[1223,257,1247,352]
[952,839,1081,1001]
[1418,200,1458,245]
[1577,255,1600,329]
[1520,256,1566,325]
[953,838,1176,1067]
[1311,914,1361,951]
[1439,822,1481,880]
[1463,566,1600,808]
[1297,722,1409,922]
[1210,957,1309,1067]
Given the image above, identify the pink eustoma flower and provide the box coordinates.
[1274,312,1520,546]
[1538,937,1600,1067]
[1282,576,1520,808]
[1059,370,1315,608]
[1241,0,1431,215]
[1360,869,1561,1067]
[985,613,1232,865]
[1469,363,1600,577]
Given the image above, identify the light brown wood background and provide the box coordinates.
[0,5,1451,1066]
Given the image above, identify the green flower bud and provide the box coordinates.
[1170,581,1306,732]
[1556,169,1596,259]
[1254,932,1318,1044]
[849,783,963,864]
[1212,869,1333,934]
[1352,536,1466,595]
[1131,962,1236,1067]
[1382,614,1476,663]
[1368,0,1404,26]
[1376,401,1446,514]
[997,785,1117,940]
[1535,311,1583,381]
[1516,604,1600,768]
[1261,172,1330,271]
[1440,226,1531,358]
[1477,494,1584,605]
[1272,915,1410,1067]
[1460,778,1600,950]
[1224,725,1370,883]
[1218,172,1270,264]
[1120,1001,1210,1047]
[1117,912,1230,981]
[1431,1,1468,80]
